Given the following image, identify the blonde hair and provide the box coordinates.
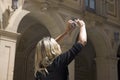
[34,37,61,76]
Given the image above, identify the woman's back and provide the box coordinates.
[35,19,87,80]
[35,43,83,80]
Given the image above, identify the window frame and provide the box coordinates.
[85,0,96,12]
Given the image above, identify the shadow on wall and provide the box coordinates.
[2,8,11,29]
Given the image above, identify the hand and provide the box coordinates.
[55,19,76,42]
[75,19,85,27]
[75,19,87,46]
[65,20,76,34]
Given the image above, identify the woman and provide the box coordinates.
[34,19,87,80]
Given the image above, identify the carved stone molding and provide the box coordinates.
[106,0,117,17]
[0,0,25,30]
[106,0,120,25]
[2,8,11,29]
[0,29,20,41]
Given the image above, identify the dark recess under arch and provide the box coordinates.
[14,15,50,80]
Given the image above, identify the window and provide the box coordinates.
[85,0,96,11]
[12,0,18,10]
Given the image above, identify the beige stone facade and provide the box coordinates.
[0,0,120,80]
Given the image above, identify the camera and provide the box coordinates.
[71,18,78,28]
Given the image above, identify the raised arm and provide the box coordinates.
[55,20,75,42]
[55,19,87,66]
[55,19,87,45]
[55,31,68,42]
[75,19,87,46]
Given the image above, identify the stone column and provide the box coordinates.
[0,29,19,80]
[96,56,118,80]
[107,57,118,80]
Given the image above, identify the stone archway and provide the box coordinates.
[117,45,120,80]
[13,15,51,80]
[75,27,111,80]
[5,7,29,32]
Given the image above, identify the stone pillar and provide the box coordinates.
[107,57,118,80]
[0,29,19,80]
[96,56,118,80]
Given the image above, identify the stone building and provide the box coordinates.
[0,0,120,80]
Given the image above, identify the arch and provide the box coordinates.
[14,15,51,80]
[14,12,66,80]
[87,28,109,57]
[117,45,120,80]
[25,12,64,38]
[74,27,110,80]
[5,9,64,37]
[5,7,29,32]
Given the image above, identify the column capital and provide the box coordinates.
[0,29,20,42]
[95,56,119,62]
